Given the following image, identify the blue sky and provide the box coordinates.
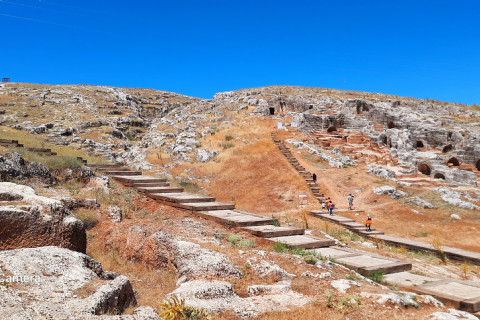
[1,0,479,103]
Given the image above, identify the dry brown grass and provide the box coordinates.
[0,127,109,164]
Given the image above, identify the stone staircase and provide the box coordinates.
[271,132,327,203]
[310,209,480,315]
[87,164,335,249]
[0,139,87,163]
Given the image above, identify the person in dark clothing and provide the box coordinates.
[312,173,317,184]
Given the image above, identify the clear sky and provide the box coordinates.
[1,0,479,103]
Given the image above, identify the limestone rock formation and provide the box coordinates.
[373,186,407,199]
[0,182,86,253]
[0,246,142,319]
[195,149,219,163]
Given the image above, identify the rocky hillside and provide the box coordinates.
[2,82,480,319]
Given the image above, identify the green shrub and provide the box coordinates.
[228,234,241,245]
[225,134,234,141]
[368,270,385,283]
[271,216,280,227]
[238,240,255,248]
[273,242,288,252]
[304,255,318,265]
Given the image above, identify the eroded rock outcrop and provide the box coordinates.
[0,182,86,253]
[0,246,155,320]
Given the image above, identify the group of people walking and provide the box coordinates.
[322,194,372,231]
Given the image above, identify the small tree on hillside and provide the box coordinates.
[356,100,362,114]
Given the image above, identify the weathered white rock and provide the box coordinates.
[0,246,138,319]
[195,149,219,163]
[450,214,461,220]
[301,271,332,278]
[433,187,480,210]
[407,197,434,209]
[426,308,478,320]
[368,166,396,179]
[360,291,443,308]
[373,186,407,199]
[108,205,122,222]
[330,279,360,293]
[170,279,309,318]
[250,260,296,279]
[247,281,292,296]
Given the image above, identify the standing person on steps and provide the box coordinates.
[329,202,334,216]
[312,173,317,184]
[348,194,352,210]
[365,214,372,232]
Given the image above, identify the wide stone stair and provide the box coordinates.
[86,164,335,249]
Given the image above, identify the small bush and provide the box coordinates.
[238,240,255,248]
[271,216,280,227]
[159,294,187,320]
[368,270,385,283]
[431,237,447,264]
[228,234,241,245]
[225,134,234,141]
[304,255,318,265]
[219,142,235,149]
[273,242,288,252]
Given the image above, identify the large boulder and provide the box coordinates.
[0,246,155,319]
[0,182,86,253]
[373,186,407,199]
[0,152,25,181]
[26,161,56,183]
[368,166,396,180]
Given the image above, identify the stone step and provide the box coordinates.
[112,176,169,185]
[136,186,183,194]
[266,235,335,249]
[313,247,412,276]
[405,278,480,313]
[103,171,142,176]
[195,210,272,227]
[0,139,18,144]
[373,235,480,265]
[313,213,356,223]
[132,182,169,187]
[311,209,365,215]
[176,202,236,211]
[241,225,304,238]
[341,222,376,231]
[86,164,123,168]
[97,167,130,172]
[148,192,215,203]
[356,230,384,236]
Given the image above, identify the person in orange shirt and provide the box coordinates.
[365,214,372,232]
